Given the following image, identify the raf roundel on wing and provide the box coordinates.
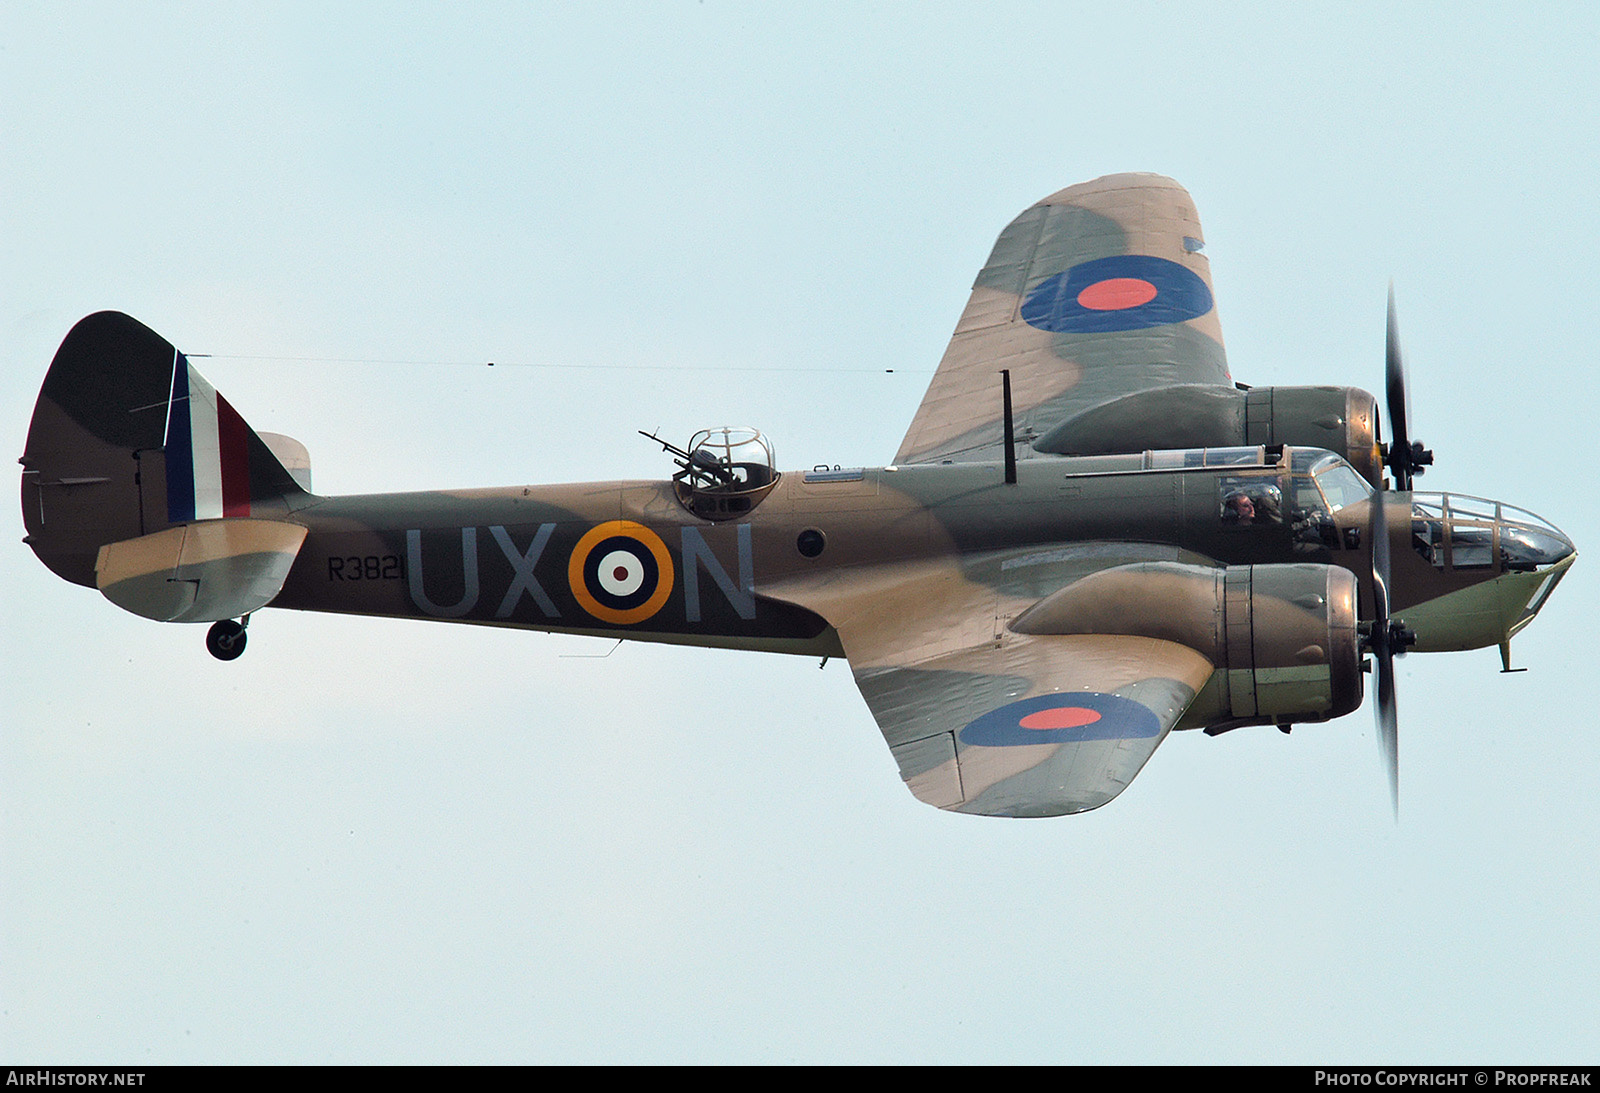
[1020,254,1213,334]
[959,692,1162,747]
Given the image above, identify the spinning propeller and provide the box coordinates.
[1384,286,1434,491]
[1364,286,1424,816]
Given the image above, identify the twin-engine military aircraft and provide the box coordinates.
[21,174,1576,817]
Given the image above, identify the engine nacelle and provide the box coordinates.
[1032,383,1384,487]
[1011,561,1363,727]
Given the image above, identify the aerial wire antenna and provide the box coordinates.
[1001,369,1018,485]
[559,639,623,659]
[193,351,919,376]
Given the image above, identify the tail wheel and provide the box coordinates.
[206,618,248,661]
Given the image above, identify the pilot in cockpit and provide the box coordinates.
[1222,491,1257,524]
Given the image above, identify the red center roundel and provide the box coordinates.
[961,691,1161,745]
[596,548,647,597]
[1076,277,1158,311]
[1018,707,1103,731]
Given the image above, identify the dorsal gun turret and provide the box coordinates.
[640,426,779,520]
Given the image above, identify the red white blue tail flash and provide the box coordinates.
[165,353,252,522]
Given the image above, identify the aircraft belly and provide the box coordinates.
[1396,559,1575,653]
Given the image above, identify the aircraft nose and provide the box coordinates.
[1500,518,1576,572]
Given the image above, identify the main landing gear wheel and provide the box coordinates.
[206,618,248,661]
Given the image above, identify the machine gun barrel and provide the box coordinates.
[638,429,692,462]
[638,429,735,484]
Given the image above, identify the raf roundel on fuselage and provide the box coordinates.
[567,520,675,626]
[1020,254,1214,333]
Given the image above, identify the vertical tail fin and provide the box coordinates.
[21,311,306,588]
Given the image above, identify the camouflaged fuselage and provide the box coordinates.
[262,455,1489,656]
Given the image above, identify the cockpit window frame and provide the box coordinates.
[1311,462,1372,513]
[1411,493,1503,572]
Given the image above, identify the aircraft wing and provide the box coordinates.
[895,173,1229,465]
[768,549,1215,816]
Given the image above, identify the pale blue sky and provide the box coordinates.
[4,2,1598,1063]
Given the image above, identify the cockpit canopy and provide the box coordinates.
[667,427,780,520]
[1295,449,1372,513]
[1142,445,1373,528]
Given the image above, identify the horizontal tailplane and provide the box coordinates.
[97,519,308,622]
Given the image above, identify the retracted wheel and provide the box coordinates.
[206,618,248,661]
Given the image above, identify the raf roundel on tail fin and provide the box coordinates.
[20,312,307,588]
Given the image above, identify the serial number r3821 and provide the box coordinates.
[327,555,405,581]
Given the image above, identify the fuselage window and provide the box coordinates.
[1410,496,1497,570]
[1412,509,1446,567]
[1450,524,1496,568]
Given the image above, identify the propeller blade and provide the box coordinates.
[1370,477,1391,608]
[1385,285,1413,490]
[1384,286,1432,490]
[1375,634,1399,819]
[1368,489,1400,819]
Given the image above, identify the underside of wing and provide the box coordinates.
[768,553,1215,817]
[855,631,1212,816]
[896,173,1230,466]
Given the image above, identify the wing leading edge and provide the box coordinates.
[895,173,1229,466]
